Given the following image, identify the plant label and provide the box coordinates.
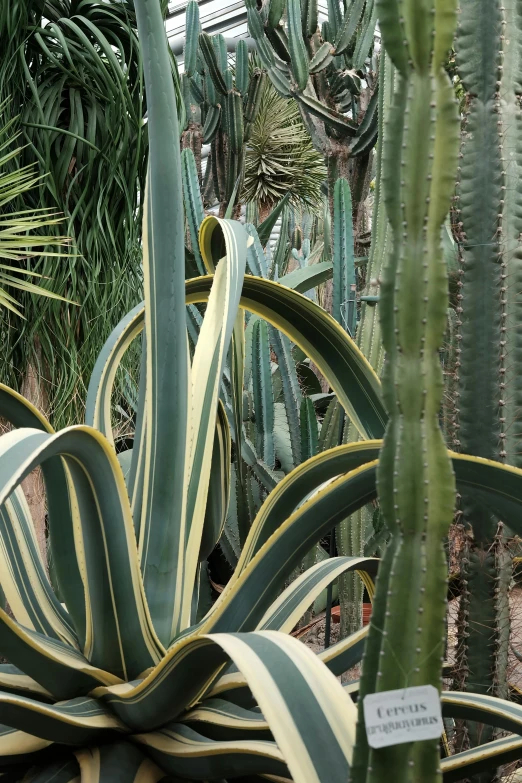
[363,685,443,749]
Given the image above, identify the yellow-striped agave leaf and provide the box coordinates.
[134,725,287,780]
[441,691,522,734]
[86,284,386,452]
[184,697,272,741]
[0,664,52,700]
[0,487,76,646]
[203,462,379,634]
[0,426,163,680]
[0,386,83,635]
[75,743,165,783]
[441,735,522,781]
[257,556,377,633]
[176,217,248,637]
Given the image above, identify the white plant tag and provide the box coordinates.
[363,685,443,749]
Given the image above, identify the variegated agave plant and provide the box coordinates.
[4,1,522,781]
[0,0,386,780]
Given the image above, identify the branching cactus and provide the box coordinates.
[452,0,521,761]
[244,0,379,224]
[183,1,259,215]
[352,0,459,780]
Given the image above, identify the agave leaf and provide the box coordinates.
[96,631,356,781]
[0,664,52,700]
[0,724,52,756]
[440,735,522,781]
[0,691,124,744]
[184,696,272,741]
[135,725,286,779]
[87,278,387,450]
[0,607,121,700]
[0,427,163,680]
[0,487,75,645]
[74,742,163,783]
[0,386,83,639]
[258,555,378,633]
[197,400,231,563]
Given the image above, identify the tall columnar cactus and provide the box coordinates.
[183,1,258,215]
[452,0,521,760]
[352,0,459,781]
[337,52,396,638]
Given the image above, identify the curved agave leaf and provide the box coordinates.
[183,697,272,741]
[441,691,522,734]
[319,626,370,678]
[135,725,286,779]
[204,461,379,635]
[0,724,52,757]
[20,756,81,783]
[233,442,381,577]
[440,734,522,782]
[0,607,122,701]
[198,400,231,563]
[86,285,385,448]
[188,276,386,440]
[0,664,52,700]
[258,556,377,633]
[0,487,75,645]
[75,742,164,783]
[0,691,124,744]
[0,386,82,630]
[85,302,144,443]
[208,625,371,703]
[174,218,248,640]
[95,631,356,782]
[0,426,163,680]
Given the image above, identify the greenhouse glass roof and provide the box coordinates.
[166,0,330,56]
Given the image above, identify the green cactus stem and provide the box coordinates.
[451,2,520,769]
[337,52,395,641]
[351,1,459,781]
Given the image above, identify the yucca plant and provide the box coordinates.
[241,77,327,222]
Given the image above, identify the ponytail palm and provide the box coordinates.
[0,0,183,427]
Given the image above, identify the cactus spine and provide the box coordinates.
[352,1,459,782]
[452,0,521,763]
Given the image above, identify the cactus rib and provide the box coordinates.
[351,1,460,781]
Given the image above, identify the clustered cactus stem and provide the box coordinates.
[452,0,522,766]
[351,1,459,781]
